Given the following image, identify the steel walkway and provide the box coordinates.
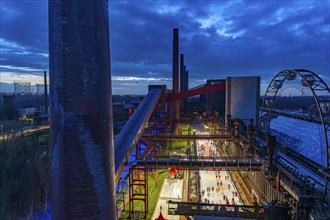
[168,200,264,219]
[134,156,263,171]
[167,200,290,219]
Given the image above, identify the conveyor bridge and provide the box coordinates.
[114,88,162,183]
[167,81,225,101]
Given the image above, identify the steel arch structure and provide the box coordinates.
[259,69,330,201]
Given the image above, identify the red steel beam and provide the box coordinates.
[167,82,225,101]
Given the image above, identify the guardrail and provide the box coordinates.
[134,156,263,171]
[167,200,264,218]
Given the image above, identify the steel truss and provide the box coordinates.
[135,155,263,171]
[167,200,290,219]
[259,69,330,201]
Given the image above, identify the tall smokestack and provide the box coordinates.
[173,28,180,134]
[180,54,184,110]
[44,71,48,115]
[180,54,184,93]
[182,63,189,109]
[49,1,117,219]
[185,69,189,91]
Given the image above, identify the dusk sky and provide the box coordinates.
[0,0,329,95]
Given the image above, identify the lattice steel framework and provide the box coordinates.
[14,81,32,95]
[259,69,330,201]
[36,84,44,95]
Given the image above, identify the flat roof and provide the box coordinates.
[270,115,329,167]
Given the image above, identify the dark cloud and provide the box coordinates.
[0,0,48,79]
[1,0,48,50]
[0,0,329,93]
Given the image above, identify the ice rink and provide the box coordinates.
[151,179,183,220]
[196,132,242,205]
[151,129,241,219]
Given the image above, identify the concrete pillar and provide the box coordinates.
[49,1,117,219]
[266,134,276,168]
[173,28,180,134]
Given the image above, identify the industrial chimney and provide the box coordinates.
[44,71,48,115]
[49,1,117,219]
[173,28,180,134]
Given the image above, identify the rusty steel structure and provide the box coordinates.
[128,166,148,219]
[114,88,162,184]
[11,66,330,218]
[134,156,263,171]
[49,0,117,219]
[167,82,226,102]
[44,5,330,217]
[167,200,290,219]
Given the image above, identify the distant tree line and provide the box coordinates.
[261,96,315,111]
